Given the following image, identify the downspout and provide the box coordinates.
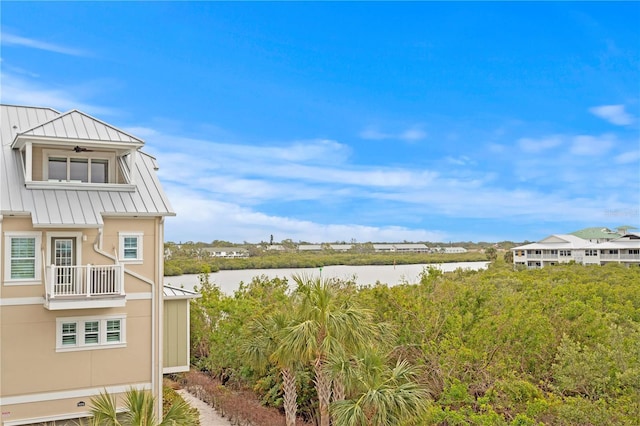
[154,216,165,420]
[93,228,118,263]
[94,228,154,285]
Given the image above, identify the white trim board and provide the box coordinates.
[0,382,152,406]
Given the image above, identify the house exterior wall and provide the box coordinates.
[512,234,640,269]
[163,299,189,373]
[0,216,162,425]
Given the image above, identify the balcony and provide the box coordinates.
[620,253,640,260]
[44,264,126,310]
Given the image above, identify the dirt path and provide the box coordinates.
[177,389,233,426]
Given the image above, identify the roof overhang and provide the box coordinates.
[11,134,143,152]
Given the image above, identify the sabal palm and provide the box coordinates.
[245,312,299,426]
[280,275,379,426]
[87,388,198,426]
[331,354,428,426]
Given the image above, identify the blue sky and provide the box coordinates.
[1,2,639,243]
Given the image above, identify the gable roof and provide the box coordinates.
[513,234,589,250]
[1,104,174,226]
[570,227,621,240]
[12,109,143,147]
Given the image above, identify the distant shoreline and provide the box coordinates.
[164,261,491,294]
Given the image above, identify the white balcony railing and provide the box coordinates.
[600,253,619,260]
[620,253,640,260]
[46,264,124,299]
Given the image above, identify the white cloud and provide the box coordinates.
[445,155,474,166]
[615,150,640,164]
[1,32,88,56]
[163,187,447,243]
[359,125,427,142]
[0,72,116,116]
[570,134,614,156]
[589,104,634,126]
[518,136,563,153]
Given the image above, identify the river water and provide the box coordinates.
[163,261,490,295]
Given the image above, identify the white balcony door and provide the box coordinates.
[52,238,76,293]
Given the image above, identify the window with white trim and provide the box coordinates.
[43,149,115,184]
[4,232,42,284]
[56,316,126,351]
[119,232,143,262]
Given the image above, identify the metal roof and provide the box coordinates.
[1,105,174,226]
[512,234,590,250]
[163,285,200,299]
[13,109,144,146]
[570,227,621,240]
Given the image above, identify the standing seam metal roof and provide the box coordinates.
[1,105,174,226]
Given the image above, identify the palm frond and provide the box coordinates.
[88,389,121,426]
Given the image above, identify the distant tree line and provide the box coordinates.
[164,248,490,276]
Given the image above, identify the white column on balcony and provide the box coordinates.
[119,264,125,295]
[24,142,32,183]
[86,265,92,297]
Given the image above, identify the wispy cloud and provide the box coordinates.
[589,104,634,126]
[1,32,89,56]
[615,150,640,164]
[518,136,563,153]
[143,124,638,243]
[0,72,116,116]
[359,125,427,142]
[164,186,447,243]
[570,134,615,156]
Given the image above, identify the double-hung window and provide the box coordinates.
[119,232,143,263]
[57,316,126,351]
[4,232,42,284]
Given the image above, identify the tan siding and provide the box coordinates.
[163,299,188,369]
[0,301,152,397]
[32,145,44,181]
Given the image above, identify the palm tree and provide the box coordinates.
[86,388,198,426]
[331,354,429,426]
[279,275,380,426]
[245,312,299,426]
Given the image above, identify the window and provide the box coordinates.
[57,316,125,351]
[44,149,114,184]
[119,232,143,262]
[48,157,108,183]
[585,249,598,256]
[4,232,42,284]
[559,250,572,257]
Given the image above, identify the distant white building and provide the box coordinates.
[431,246,468,254]
[372,243,429,253]
[328,244,353,252]
[298,244,322,251]
[203,247,249,258]
[444,247,467,254]
[511,233,640,268]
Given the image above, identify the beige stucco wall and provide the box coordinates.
[0,216,157,293]
[163,299,189,370]
[0,215,164,425]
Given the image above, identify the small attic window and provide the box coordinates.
[44,150,114,184]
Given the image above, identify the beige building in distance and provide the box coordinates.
[0,105,197,425]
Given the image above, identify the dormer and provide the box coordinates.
[11,110,144,192]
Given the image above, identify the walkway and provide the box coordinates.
[177,389,232,426]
